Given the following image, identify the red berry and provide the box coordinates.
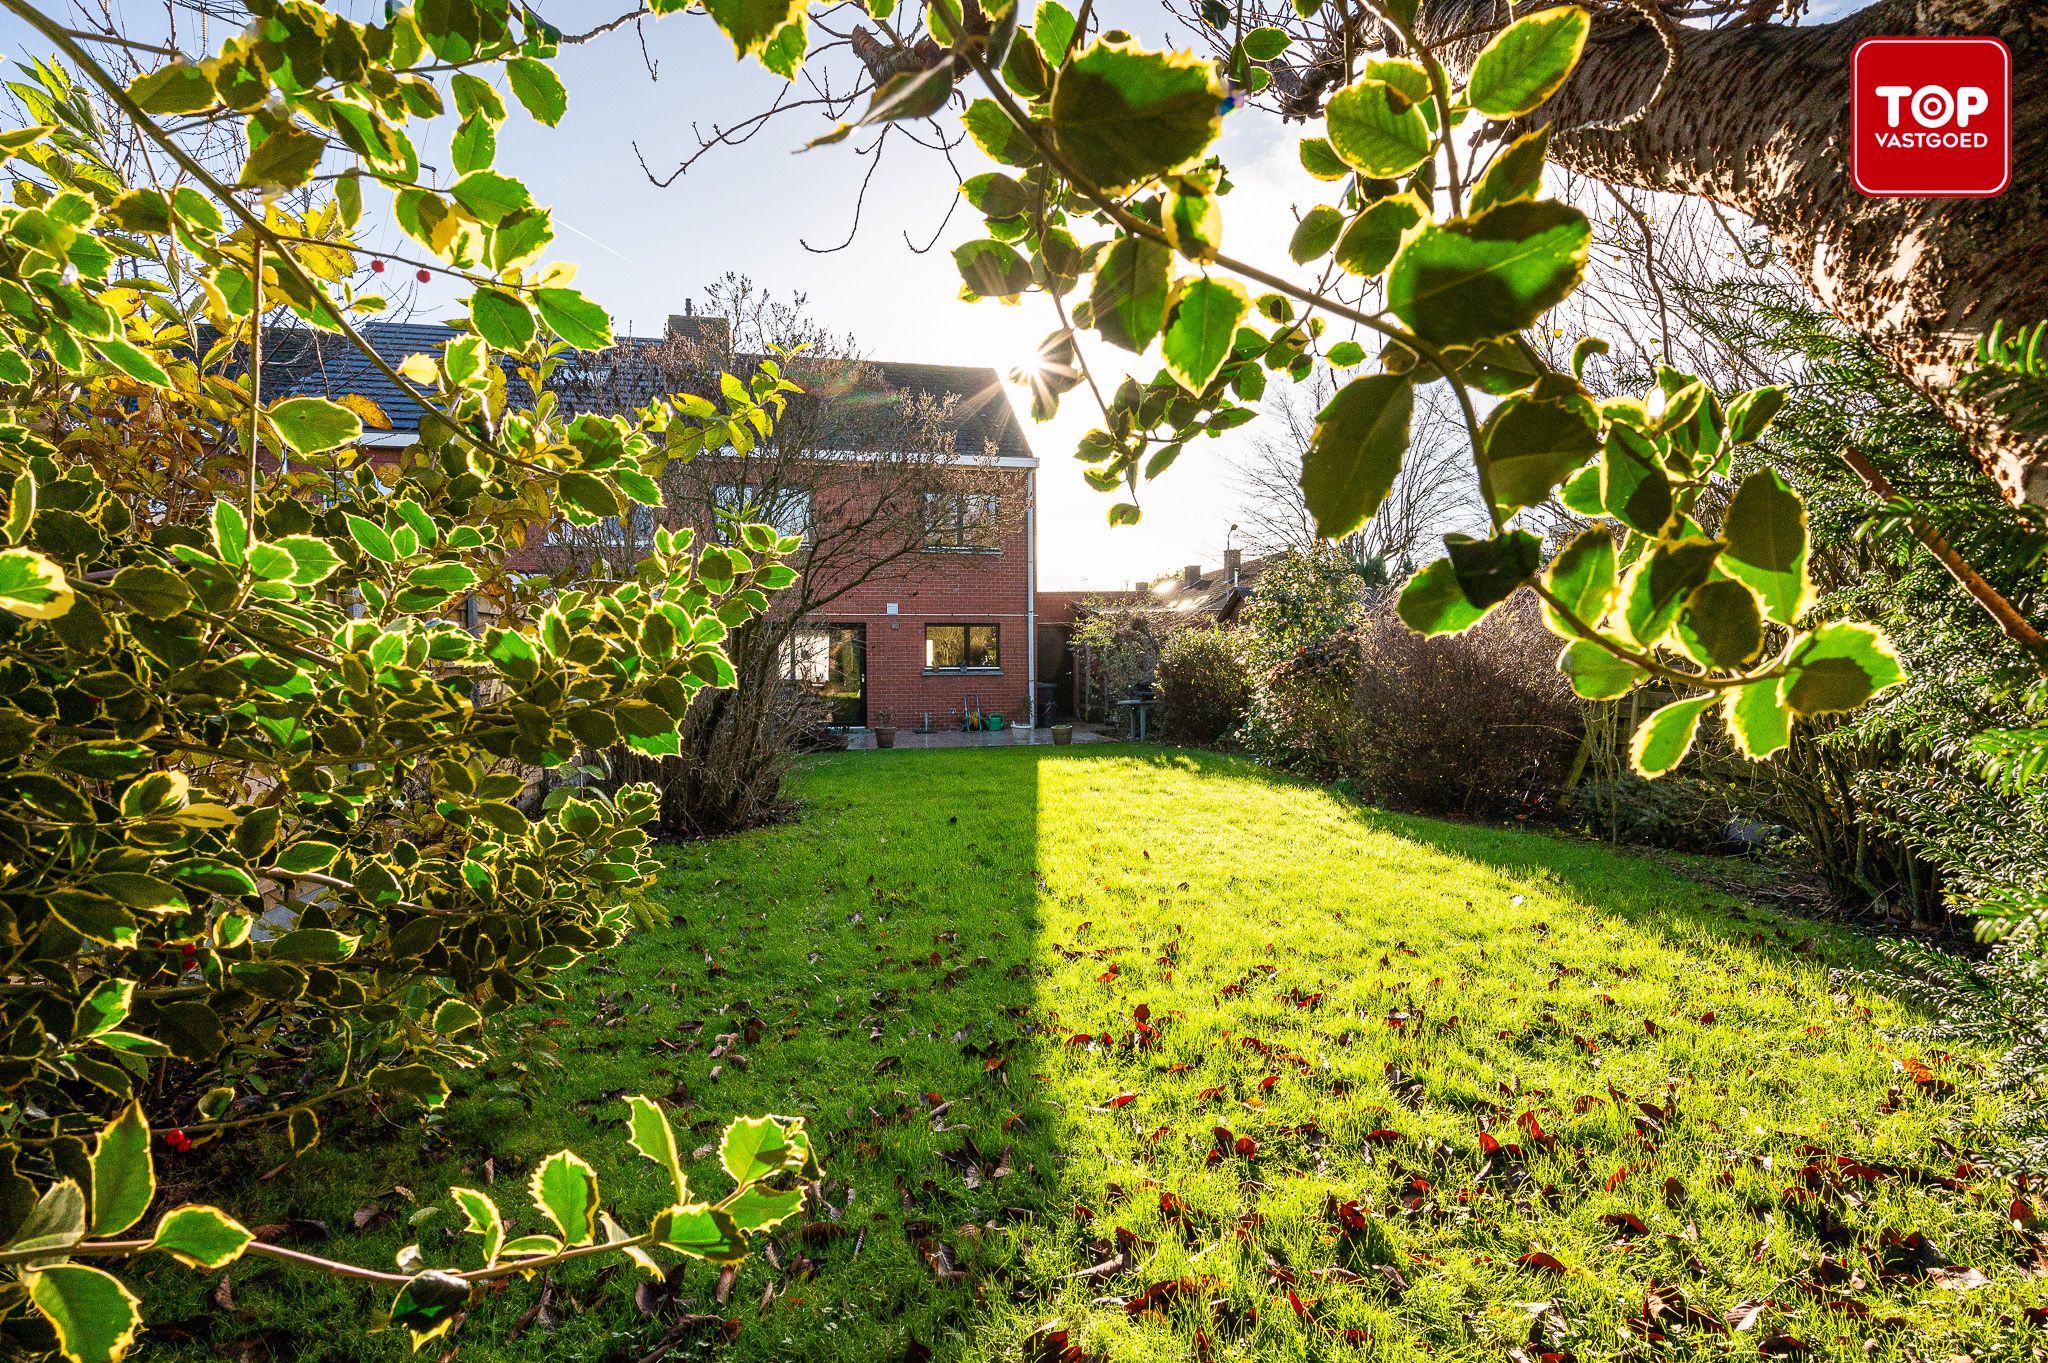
[416,269,431,283]
[164,1128,190,1151]
[370,258,386,274]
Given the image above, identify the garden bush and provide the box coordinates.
[1243,630,1368,778]
[1573,768,1774,852]
[1153,626,1250,744]
[0,15,815,1359]
[1351,592,1580,817]
[1234,546,1371,769]
[1249,592,1581,818]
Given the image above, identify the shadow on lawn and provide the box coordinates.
[140,747,1065,1363]
[729,747,1062,1359]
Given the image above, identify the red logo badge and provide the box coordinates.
[1852,37,2010,197]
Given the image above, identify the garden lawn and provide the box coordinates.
[142,747,2039,1363]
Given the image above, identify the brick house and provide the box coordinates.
[264,316,1042,733]
[1036,552,1268,721]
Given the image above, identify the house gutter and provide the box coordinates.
[1025,464,1038,730]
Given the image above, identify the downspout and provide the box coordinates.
[1025,465,1038,730]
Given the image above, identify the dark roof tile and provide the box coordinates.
[256,321,1034,462]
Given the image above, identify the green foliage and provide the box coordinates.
[1159,276,1248,393]
[1152,626,1251,743]
[1384,202,1591,349]
[1332,192,1426,279]
[843,0,1907,783]
[28,1101,816,1356]
[1958,318,2048,440]
[1300,374,1413,539]
[1234,544,1370,679]
[0,15,820,1359]
[1324,78,1430,178]
[1464,5,1591,118]
[1695,285,2048,936]
[1048,38,1223,192]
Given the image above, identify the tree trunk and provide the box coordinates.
[1427,0,2048,506]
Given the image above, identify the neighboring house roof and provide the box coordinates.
[1142,553,1272,621]
[1036,589,1146,625]
[255,321,1036,465]
[255,321,454,437]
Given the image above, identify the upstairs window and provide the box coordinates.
[545,502,656,549]
[715,484,812,544]
[925,623,999,671]
[923,491,999,551]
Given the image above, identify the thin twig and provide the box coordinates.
[247,238,262,528]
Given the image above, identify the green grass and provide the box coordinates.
[143,747,2037,1362]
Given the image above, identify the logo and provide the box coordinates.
[1852,37,2010,197]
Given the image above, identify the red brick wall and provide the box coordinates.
[506,462,1039,730]
[808,466,1035,730]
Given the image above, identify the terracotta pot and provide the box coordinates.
[873,726,897,749]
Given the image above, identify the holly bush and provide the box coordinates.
[0,0,1938,1351]
[794,0,1910,774]
[0,0,815,1355]
[4,1098,817,1362]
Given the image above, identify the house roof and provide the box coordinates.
[1143,554,1273,619]
[1036,588,1147,625]
[837,360,1033,464]
[254,321,1036,465]
[257,321,454,436]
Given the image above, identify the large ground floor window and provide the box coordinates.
[785,623,865,725]
[925,623,1000,672]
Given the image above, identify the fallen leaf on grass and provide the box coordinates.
[1023,1322,1102,1363]
[1724,1297,1771,1332]
[1119,1275,1225,1318]
[1064,1227,1149,1283]
[1926,1266,1991,1291]
[1517,1251,1570,1276]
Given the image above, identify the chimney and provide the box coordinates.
[1223,548,1242,582]
[666,310,731,354]
[1182,564,1202,588]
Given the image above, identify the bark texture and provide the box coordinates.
[1426,0,2048,506]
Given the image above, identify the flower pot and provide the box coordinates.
[1051,724,1073,746]
[873,726,897,749]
